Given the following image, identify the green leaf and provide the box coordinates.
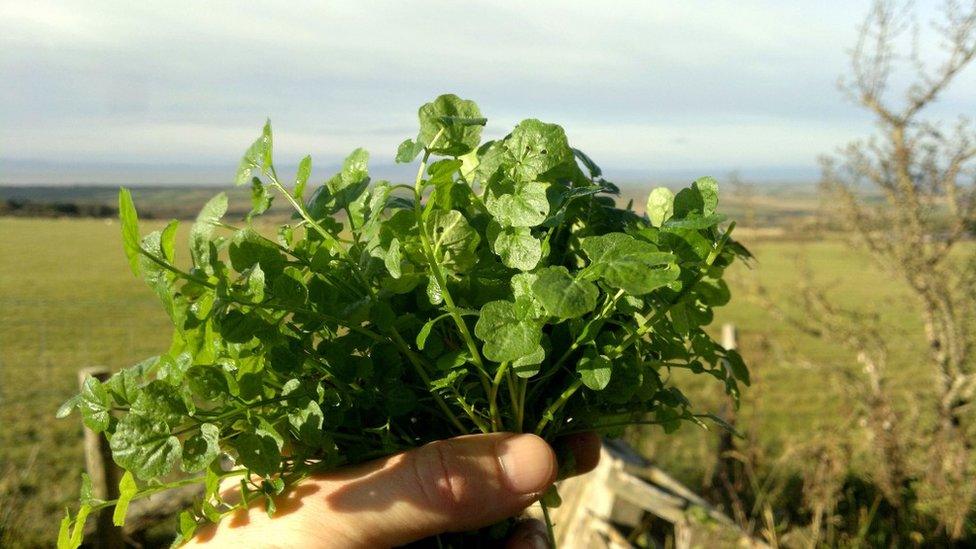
[581,233,680,295]
[182,423,220,473]
[541,485,562,507]
[104,357,156,405]
[113,471,137,526]
[159,219,179,263]
[273,269,308,308]
[119,187,141,276]
[79,473,94,505]
[418,94,484,156]
[428,159,463,210]
[426,210,480,273]
[693,176,718,216]
[416,313,447,350]
[189,193,228,270]
[109,415,181,480]
[578,353,612,390]
[663,212,727,230]
[261,120,274,169]
[532,266,598,319]
[248,177,274,220]
[79,376,111,432]
[396,138,424,163]
[234,433,281,476]
[385,238,402,279]
[130,380,187,426]
[436,350,469,371]
[426,276,443,305]
[503,119,576,181]
[572,148,602,178]
[179,511,198,542]
[294,155,312,200]
[186,365,228,400]
[646,187,674,228]
[725,350,750,386]
[490,224,542,271]
[672,177,719,219]
[247,264,266,302]
[513,345,545,378]
[236,121,274,185]
[308,149,370,218]
[484,179,550,228]
[69,505,90,548]
[474,300,542,362]
[288,400,325,445]
[228,228,285,278]
[57,510,72,549]
[56,394,81,419]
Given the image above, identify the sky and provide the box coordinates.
[2,0,975,185]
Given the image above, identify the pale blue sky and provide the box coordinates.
[2,0,974,184]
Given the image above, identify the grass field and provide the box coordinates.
[0,213,932,547]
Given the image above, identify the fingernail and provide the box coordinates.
[497,434,555,494]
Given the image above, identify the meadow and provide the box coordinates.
[0,189,932,547]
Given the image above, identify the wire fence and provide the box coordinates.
[0,297,171,410]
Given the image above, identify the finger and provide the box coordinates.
[188,433,558,548]
[552,432,601,479]
[505,519,550,549]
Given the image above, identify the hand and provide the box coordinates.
[185,432,600,548]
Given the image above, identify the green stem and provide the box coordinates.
[388,329,486,434]
[489,362,510,431]
[86,469,249,513]
[138,248,214,288]
[517,377,527,433]
[505,369,522,432]
[550,289,625,371]
[412,131,492,395]
[534,379,583,436]
[540,500,557,548]
[528,289,625,403]
[265,169,339,248]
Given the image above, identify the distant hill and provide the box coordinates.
[0,181,822,232]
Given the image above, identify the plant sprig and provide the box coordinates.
[57,93,750,548]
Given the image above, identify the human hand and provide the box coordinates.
[185,432,601,548]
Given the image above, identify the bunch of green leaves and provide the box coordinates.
[56,94,750,547]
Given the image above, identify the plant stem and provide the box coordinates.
[388,329,487,433]
[489,362,510,431]
[137,248,214,288]
[504,369,522,432]
[534,379,583,436]
[412,130,493,395]
[540,500,557,548]
[266,169,339,248]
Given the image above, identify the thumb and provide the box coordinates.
[188,433,557,548]
[315,432,557,547]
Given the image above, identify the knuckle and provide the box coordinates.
[410,440,478,510]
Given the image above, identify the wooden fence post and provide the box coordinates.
[721,323,738,351]
[79,367,125,549]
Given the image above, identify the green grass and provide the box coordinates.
[642,237,930,482]
[0,215,936,547]
[0,218,174,547]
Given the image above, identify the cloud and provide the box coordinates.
[2,0,974,182]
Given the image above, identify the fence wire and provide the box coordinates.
[0,297,170,409]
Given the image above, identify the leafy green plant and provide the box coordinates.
[56,94,750,547]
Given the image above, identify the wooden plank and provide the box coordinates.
[78,367,125,549]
